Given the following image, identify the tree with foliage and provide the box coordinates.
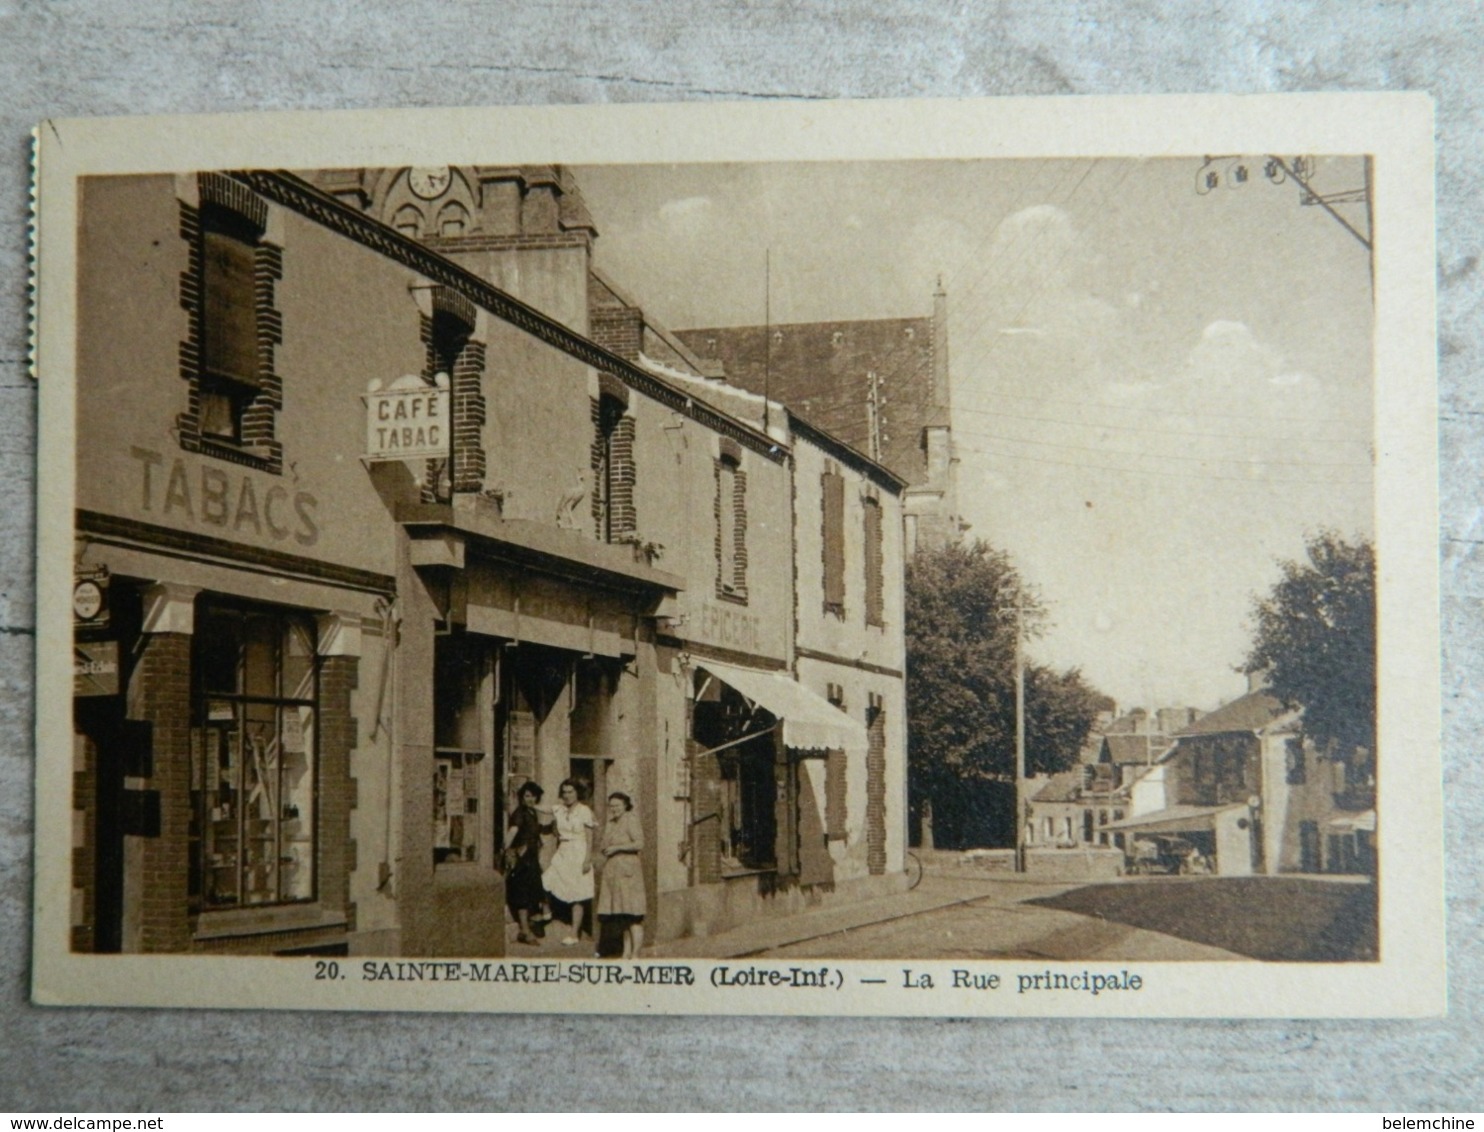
[905,539,1107,847]
[1245,531,1376,758]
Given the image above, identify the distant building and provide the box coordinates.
[675,285,963,554]
[1106,685,1376,876]
[1027,703,1205,858]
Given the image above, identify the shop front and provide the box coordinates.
[394,499,682,956]
[72,531,391,955]
[662,657,868,940]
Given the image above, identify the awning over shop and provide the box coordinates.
[695,658,868,757]
[1328,810,1376,833]
[1104,803,1248,836]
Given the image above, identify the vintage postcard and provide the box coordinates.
[30,95,1441,1016]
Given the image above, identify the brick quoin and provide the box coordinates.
[590,396,636,541]
[71,733,97,952]
[316,655,359,918]
[420,306,484,500]
[866,707,887,875]
[134,633,193,952]
[451,339,487,493]
[609,417,637,539]
[825,748,848,842]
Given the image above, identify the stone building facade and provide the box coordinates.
[68,164,909,956]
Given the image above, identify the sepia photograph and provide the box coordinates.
[31,96,1441,1016]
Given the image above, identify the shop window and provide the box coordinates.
[863,494,884,627]
[191,602,318,910]
[822,463,846,617]
[434,635,487,865]
[178,176,282,473]
[719,744,776,871]
[694,674,773,872]
[715,443,748,602]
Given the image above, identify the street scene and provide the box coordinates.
[61,148,1376,966]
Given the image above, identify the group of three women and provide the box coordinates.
[503,779,646,958]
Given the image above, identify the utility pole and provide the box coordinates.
[1013,598,1027,873]
[1003,596,1034,873]
[763,248,772,436]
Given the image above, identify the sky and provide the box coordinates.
[574,157,1376,712]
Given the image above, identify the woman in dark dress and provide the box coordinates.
[503,782,547,945]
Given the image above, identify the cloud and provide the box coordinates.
[1185,320,1282,388]
[1176,320,1323,407]
[657,196,714,237]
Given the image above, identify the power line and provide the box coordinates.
[956,439,1370,488]
[963,386,1371,428]
[951,424,1373,469]
[947,401,1370,447]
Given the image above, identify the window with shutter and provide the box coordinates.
[420,299,485,502]
[822,466,846,616]
[592,394,636,543]
[715,448,748,602]
[178,176,282,472]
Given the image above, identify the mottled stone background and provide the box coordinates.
[1,1,1479,1112]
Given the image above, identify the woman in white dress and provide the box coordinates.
[542,779,596,946]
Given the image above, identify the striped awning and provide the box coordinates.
[695,659,868,757]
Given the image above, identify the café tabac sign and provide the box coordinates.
[364,374,450,463]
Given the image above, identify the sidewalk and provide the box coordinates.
[644,873,1042,959]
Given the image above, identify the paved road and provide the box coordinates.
[509,871,1249,961]
[754,874,1244,961]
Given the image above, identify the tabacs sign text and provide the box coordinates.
[364,374,450,463]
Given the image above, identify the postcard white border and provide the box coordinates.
[31,94,1442,1017]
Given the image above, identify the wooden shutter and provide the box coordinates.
[863,496,884,626]
[866,706,887,874]
[202,227,260,387]
[822,469,845,612]
[825,748,848,841]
